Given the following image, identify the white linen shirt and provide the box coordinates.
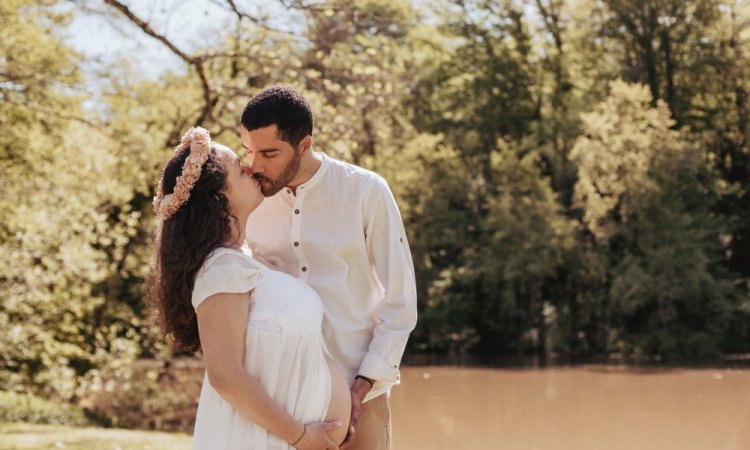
[245,152,417,402]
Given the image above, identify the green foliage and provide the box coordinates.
[475,146,577,351]
[83,359,201,431]
[572,81,735,357]
[572,81,687,242]
[0,391,90,426]
[0,1,154,402]
[433,143,577,353]
[417,0,537,166]
[598,0,721,121]
[2,1,750,421]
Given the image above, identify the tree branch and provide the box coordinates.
[535,0,563,52]
[102,0,192,62]
[205,0,305,40]
[102,0,214,125]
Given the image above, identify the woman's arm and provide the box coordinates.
[196,292,340,449]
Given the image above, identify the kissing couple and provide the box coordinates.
[150,86,417,450]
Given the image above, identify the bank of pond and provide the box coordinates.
[2,358,749,450]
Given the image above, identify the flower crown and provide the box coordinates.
[153,127,212,220]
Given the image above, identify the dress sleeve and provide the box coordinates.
[191,249,264,310]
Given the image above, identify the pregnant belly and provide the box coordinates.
[325,355,351,445]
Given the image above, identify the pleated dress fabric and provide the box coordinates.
[190,247,331,450]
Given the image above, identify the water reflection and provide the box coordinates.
[390,365,750,450]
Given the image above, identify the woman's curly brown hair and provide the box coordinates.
[149,144,238,352]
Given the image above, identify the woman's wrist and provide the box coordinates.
[290,423,306,446]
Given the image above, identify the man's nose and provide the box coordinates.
[248,158,262,174]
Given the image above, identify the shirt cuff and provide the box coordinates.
[359,352,401,385]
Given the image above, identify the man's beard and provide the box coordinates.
[255,148,301,197]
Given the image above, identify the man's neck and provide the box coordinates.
[288,151,322,195]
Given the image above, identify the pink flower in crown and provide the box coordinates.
[182,164,201,179]
[153,126,213,220]
[178,129,194,152]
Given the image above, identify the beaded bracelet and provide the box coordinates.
[291,424,307,446]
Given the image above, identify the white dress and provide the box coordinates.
[190,247,331,450]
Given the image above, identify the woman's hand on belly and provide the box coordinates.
[325,356,352,445]
[294,421,344,450]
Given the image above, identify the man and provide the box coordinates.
[240,85,417,450]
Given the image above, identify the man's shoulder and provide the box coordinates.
[324,154,388,189]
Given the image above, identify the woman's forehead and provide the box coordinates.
[213,144,238,163]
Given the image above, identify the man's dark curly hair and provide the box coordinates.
[241,85,314,147]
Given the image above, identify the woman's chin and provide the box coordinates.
[249,196,263,213]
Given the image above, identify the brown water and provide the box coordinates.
[390,365,750,450]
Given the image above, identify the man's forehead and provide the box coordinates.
[242,136,289,154]
[242,124,281,140]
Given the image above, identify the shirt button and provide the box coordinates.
[294,241,299,247]
[294,209,300,214]
[301,266,307,272]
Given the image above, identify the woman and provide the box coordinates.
[150,127,351,450]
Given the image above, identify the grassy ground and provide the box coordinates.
[0,423,191,450]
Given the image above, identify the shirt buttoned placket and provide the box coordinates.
[289,186,310,280]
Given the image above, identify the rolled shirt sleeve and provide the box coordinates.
[358,176,418,391]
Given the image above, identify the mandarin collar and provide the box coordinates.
[295,151,329,192]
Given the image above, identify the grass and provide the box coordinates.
[0,423,191,450]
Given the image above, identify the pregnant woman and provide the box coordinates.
[150,127,351,450]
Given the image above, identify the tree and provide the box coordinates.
[571,81,735,357]
[0,0,159,400]
[415,0,537,216]
[471,144,577,354]
[599,0,720,123]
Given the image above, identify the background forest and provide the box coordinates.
[1,0,749,426]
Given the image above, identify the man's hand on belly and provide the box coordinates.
[340,377,373,449]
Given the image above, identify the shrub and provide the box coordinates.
[0,391,91,426]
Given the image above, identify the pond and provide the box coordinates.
[390,364,750,450]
